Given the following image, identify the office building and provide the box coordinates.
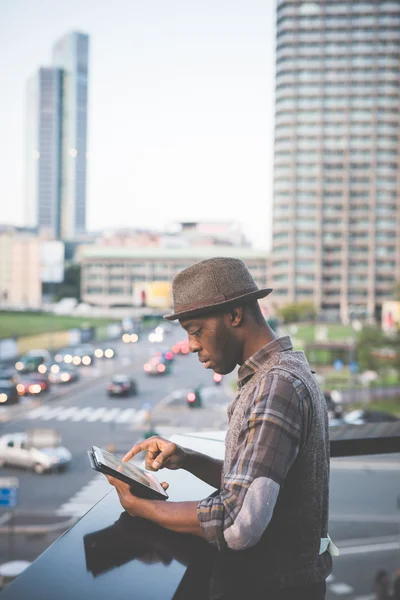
[0,228,41,309]
[26,32,89,241]
[271,0,400,323]
[53,32,89,240]
[26,68,62,239]
[79,246,268,308]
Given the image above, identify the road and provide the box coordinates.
[0,329,398,599]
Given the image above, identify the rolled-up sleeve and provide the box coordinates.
[197,373,305,551]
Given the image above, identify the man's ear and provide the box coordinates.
[230,306,244,327]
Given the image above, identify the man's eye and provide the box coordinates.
[191,329,201,337]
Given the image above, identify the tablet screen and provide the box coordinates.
[93,447,167,496]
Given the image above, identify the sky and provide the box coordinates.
[0,0,276,250]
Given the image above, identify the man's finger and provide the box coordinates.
[148,444,176,470]
[160,482,169,490]
[122,439,152,462]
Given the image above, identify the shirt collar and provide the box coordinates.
[237,335,293,388]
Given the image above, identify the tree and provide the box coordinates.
[277,302,317,324]
[53,264,81,302]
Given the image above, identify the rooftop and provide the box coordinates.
[78,245,269,261]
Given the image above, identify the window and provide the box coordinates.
[109,287,125,295]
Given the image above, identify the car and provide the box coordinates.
[153,349,174,364]
[171,340,190,355]
[107,375,138,397]
[16,373,50,396]
[121,331,140,344]
[54,345,94,367]
[0,430,72,474]
[48,364,80,384]
[94,346,117,360]
[0,380,19,405]
[0,368,18,383]
[15,350,52,374]
[324,392,343,420]
[343,409,399,425]
[143,356,170,375]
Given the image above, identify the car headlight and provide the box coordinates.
[94,349,104,358]
[38,364,47,374]
[64,354,73,364]
[51,365,60,374]
[82,356,91,366]
[60,373,71,382]
[130,334,138,343]
[15,362,24,371]
[104,349,114,358]
[17,384,25,394]
[0,393,8,403]
[122,334,130,343]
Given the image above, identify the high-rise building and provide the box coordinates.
[271,0,400,323]
[26,32,89,241]
[53,32,89,240]
[26,67,63,239]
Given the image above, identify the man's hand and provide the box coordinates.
[106,474,169,517]
[123,436,186,472]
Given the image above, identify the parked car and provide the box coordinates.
[15,350,52,374]
[171,340,190,355]
[0,380,19,405]
[54,345,94,367]
[324,392,344,420]
[48,364,80,384]
[94,346,117,360]
[343,409,399,425]
[16,373,50,396]
[107,375,138,397]
[0,430,71,474]
[153,349,174,364]
[143,356,170,376]
[0,369,18,384]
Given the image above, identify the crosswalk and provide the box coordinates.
[56,473,112,517]
[25,405,148,425]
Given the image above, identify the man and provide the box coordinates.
[107,257,337,599]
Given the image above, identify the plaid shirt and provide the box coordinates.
[197,336,312,551]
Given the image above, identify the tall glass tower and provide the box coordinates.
[53,32,89,240]
[26,67,63,239]
[271,0,400,323]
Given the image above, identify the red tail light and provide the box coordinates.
[187,392,196,402]
[165,352,173,360]
[144,363,151,372]
[213,373,223,383]
[157,364,166,373]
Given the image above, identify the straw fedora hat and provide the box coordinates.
[164,257,272,321]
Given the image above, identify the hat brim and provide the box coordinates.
[163,288,273,321]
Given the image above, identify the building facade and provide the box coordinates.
[0,230,41,310]
[79,246,269,308]
[53,32,89,240]
[26,68,63,239]
[271,0,400,323]
[26,32,89,241]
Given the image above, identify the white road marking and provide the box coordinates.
[85,408,108,422]
[24,405,147,425]
[41,407,64,421]
[55,407,79,421]
[56,474,112,517]
[100,408,121,423]
[337,540,400,556]
[115,408,137,423]
[329,582,354,594]
[331,460,400,471]
[72,407,96,422]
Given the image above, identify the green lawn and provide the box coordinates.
[286,323,354,343]
[348,399,400,416]
[0,311,116,339]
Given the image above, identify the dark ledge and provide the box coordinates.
[1,423,399,599]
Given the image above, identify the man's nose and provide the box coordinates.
[189,338,201,354]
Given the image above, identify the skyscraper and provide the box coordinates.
[26,67,63,239]
[271,0,400,323]
[53,32,89,240]
[26,32,89,241]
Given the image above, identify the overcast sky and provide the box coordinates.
[0,0,276,249]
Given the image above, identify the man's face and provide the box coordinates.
[179,313,240,375]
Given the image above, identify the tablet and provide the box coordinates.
[91,446,168,501]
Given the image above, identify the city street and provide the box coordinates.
[0,329,398,599]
